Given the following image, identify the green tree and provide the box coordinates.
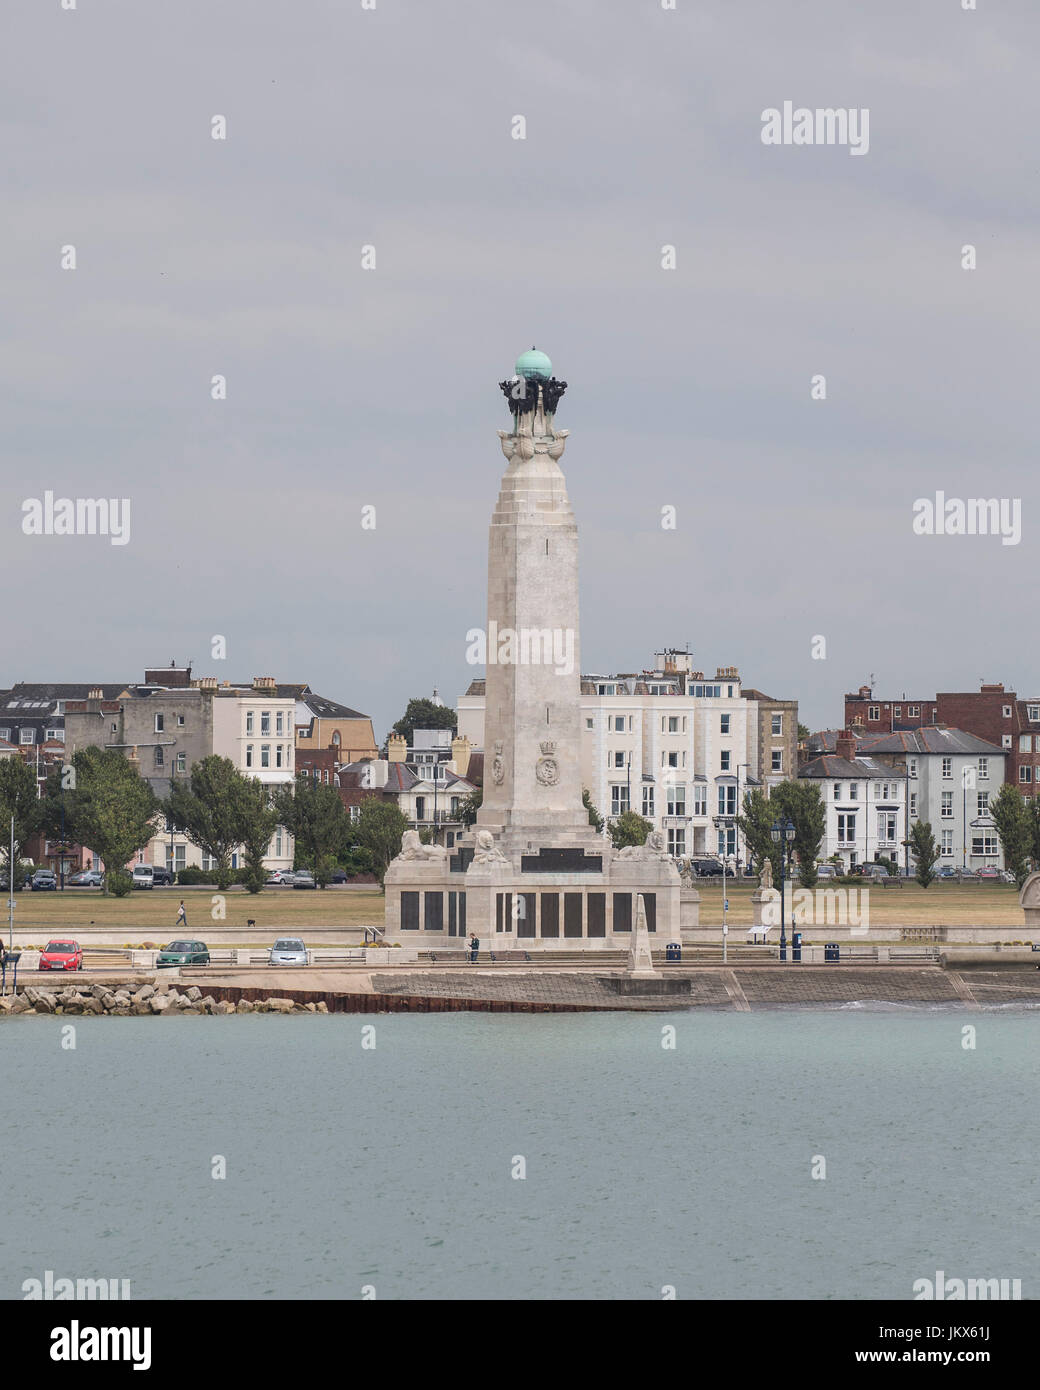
[274,778,351,887]
[769,781,826,889]
[609,809,652,850]
[0,758,43,884]
[390,698,456,746]
[457,788,482,827]
[583,788,604,833]
[53,748,157,896]
[166,756,260,891]
[351,798,409,886]
[238,780,279,894]
[1024,795,1040,872]
[905,820,939,887]
[737,789,782,882]
[990,783,1032,887]
[797,723,811,742]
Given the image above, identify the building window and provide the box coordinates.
[692,786,707,817]
[771,750,783,772]
[668,716,679,734]
[276,712,284,735]
[941,830,953,856]
[276,745,284,768]
[720,714,730,735]
[642,786,654,818]
[717,785,736,816]
[720,751,731,771]
[834,783,842,800]
[0,729,8,742]
[771,713,783,736]
[176,753,186,773]
[717,825,736,857]
[245,745,253,768]
[261,745,270,768]
[154,747,163,766]
[246,712,254,734]
[942,758,953,779]
[612,751,625,768]
[586,718,594,730]
[978,757,988,779]
[1020,767,1033,784]
[837,813,856,844]
[878,812,897,843]
[667,785,685,816]
[611,785,630,814]
[1003,705,1013,719]
[868,705,880,721]
[46,727,63,742]
[415,796,425,820]
[1003,735,1013,749]
[154,713,164,733]
[977,792,989,815]
[909,792,918,818]
[20,728,34,745]
[1029,704,1040,722]
[849,783,859,800]
[665,752,678,768]
[614,716,625,732]
[667,828,686,857]
[941,791,953,816]
[908,705,920,717]
[892,706,901,719]
[908,758,918,778]
[971,834,999,857]
[261,712,271,735]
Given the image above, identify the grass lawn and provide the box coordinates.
[697,880,1024,927]
[4,886,385,940]
[4,880,1026,937]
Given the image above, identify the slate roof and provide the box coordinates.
[799,754,892,779]
[859,728,1005,756]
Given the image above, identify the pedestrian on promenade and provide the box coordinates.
[469,934,479,964]
[176,900,188,929]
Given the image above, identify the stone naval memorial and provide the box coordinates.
[384,350,683,949]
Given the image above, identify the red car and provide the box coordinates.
[39,940,83,972]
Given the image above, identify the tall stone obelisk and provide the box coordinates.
[477,348,595,853]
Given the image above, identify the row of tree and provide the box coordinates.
[0,752,412,896]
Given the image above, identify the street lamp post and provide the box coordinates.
[713,814,734,962]
[771,815,796,962]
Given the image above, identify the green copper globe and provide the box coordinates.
[514,347,552,381]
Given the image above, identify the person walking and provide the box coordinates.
[176,900,188,929]
[469,934,479,964]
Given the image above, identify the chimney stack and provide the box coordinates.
[835,729,857,763]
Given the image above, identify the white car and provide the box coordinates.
[131,865,155,890]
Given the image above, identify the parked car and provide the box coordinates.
[957,867,980,882]
[269,938,308,966]
[815,864,840,880]
[292,871,317,890]
[156,940,210,968]
[0,870,33,890]
[265,869,296,886]
[31,869,58,891]
[935,865,960,880]
[330,869,347,884]
[151,866,175,886]
[859,863,890,881]
[68,869,104,887]
[131,865,155,890]
[39,940,83,971]
[690,858,725,877]
[975,865,1002,880]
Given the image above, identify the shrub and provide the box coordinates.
[107,869,133,897]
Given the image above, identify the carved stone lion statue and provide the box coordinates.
[398,829,447,861]
[616,830,670,861]
[473,829,508,865]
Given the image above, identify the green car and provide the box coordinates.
[156,939,211,968]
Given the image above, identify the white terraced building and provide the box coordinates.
[456,649,798,866]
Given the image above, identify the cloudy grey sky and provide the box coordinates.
[3,0,1038,740]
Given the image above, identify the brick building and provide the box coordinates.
[844,681,1040,796]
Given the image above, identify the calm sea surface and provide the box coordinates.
[2,1008,1037,1300]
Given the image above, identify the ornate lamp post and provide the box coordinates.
[770,815,796,961]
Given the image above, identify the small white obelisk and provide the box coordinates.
[627,894,659,978]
